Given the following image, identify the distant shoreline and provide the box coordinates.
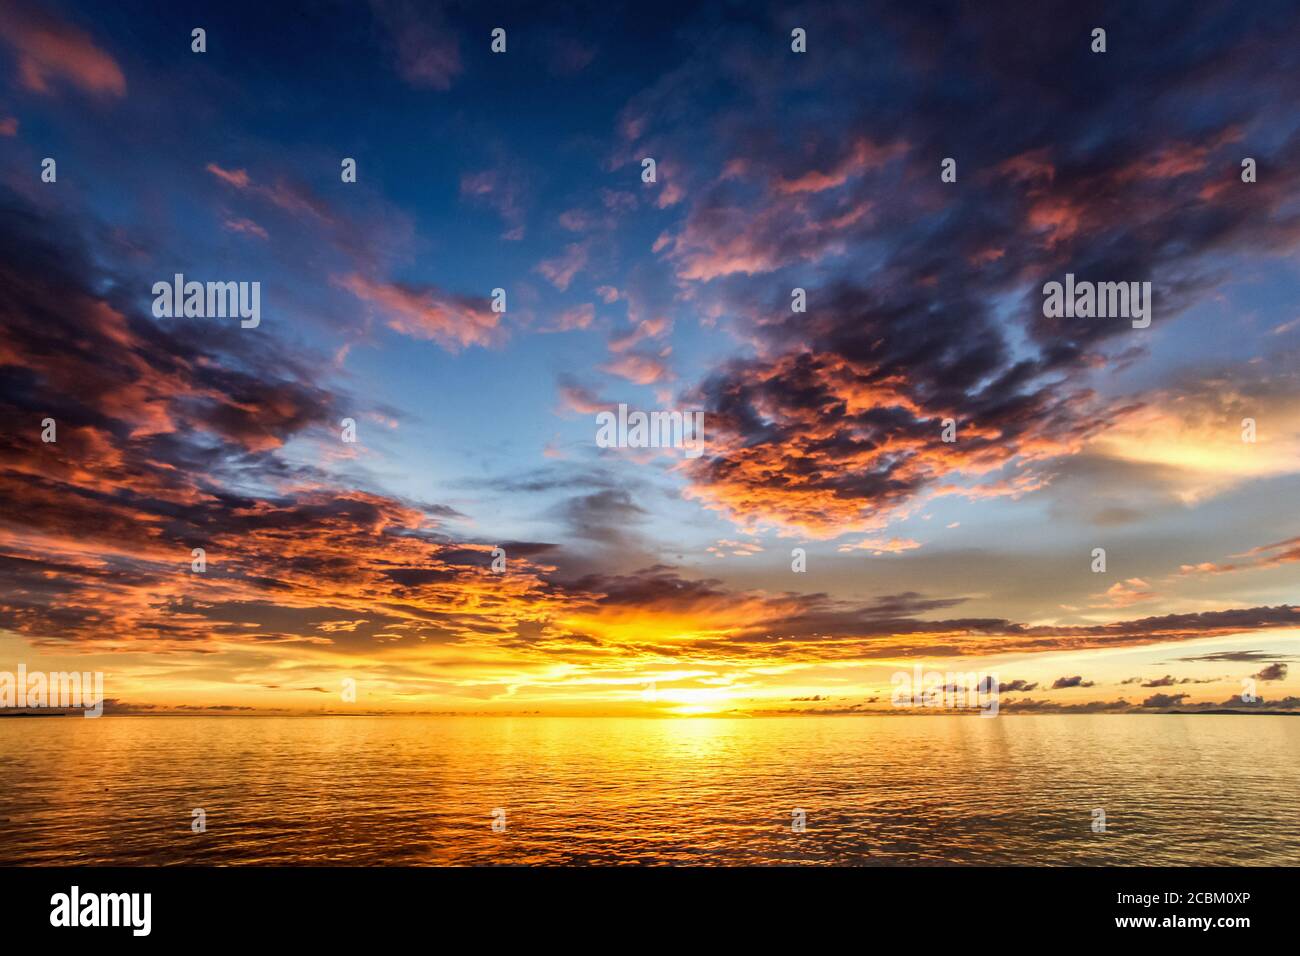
[3,708,1299,718]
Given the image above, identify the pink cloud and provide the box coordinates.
[370,0,462,90]
[551,303,595,332]
[0,6,125,97]
[223,217,269,240]
[601,350,671,385]
[206,163,252,190]
[996,148,1056,186]
[558,208,594,232]
[335,273,501,351]
[774,138,907,195]
[609,316,670,353]
[536,242,590,291]
[205,163,333,224]
[556,382,611,415]
[655,180,685,208]
[460,169,527,239]
[601,189,637,213]
[668,186,874,282]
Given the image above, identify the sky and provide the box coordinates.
[0,0,1298,716]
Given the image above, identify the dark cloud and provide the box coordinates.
[1051,676,1095,689]
[554,565,1300,662]
[1140,674,1218,687]
[648,0,1300,535]
[0,191,581,651]
[1142,692,1190,708]
[997,698,1135,714]
[547,488,653,560]
[998,679,1038,693]
[1177,649,1298,663]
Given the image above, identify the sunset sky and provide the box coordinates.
[0,0,1297,716]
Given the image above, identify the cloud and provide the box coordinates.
[608,316,670,353]
[222,217,269,240]
[1050,676,1095,689]
[205,163,334,224]
[549,303,595,332]
[335,272,501,350]
[555,378,611,416]
[681,337,1111,537]
[601,350,671,385]
[536,242,590,291]
[652,160,685,209]
[460,168,528,240]
[705,539,763,558]
[773,137,908,195]
[4,3,1300,714]
[1142,692,1190,708]
[1180,536,1300,577]
[1,179,1297,669]
[1093,578,1157,608]
[205,163,251,189]
[836,536,922,555]
[369,0,462,90]
[0,4,125,97]
[0,192,571,653]
[995,698,1136,714]
[1254,662,1288,681]
[547,561,1300,663]
[998,679,1038,693]
[628,2,1300,540]
[550,489,649,551]
[1140,675,1216,687]
[993,694,1300,715]
[667,194,874,280]
[1177,649,1299,664]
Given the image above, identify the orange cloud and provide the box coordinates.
[1180,536,1300,577]
[1093,578,1157,608]
[682,349,1110,538]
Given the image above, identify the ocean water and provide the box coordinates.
[1,714,1297,866]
